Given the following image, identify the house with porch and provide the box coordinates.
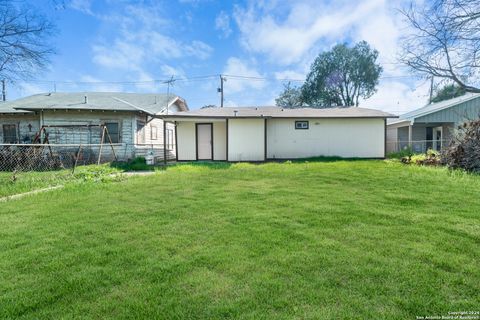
[386,93,480,153]
[0,92,188,162]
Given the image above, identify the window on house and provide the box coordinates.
[166,128,174,149]
[3,124,17,143]
[136,121,145,144]
[295,121,309,130]
[151,125,158,140]
[104,122,120,143]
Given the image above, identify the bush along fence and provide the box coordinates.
[386,139,449,155]
[0,143,176,173]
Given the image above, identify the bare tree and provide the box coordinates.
[400,0,480,92]
[0,0,55,83]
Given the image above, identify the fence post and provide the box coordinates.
[163,120,167,166]
[72,144,83,174]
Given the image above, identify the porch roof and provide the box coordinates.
[390,93,480,126]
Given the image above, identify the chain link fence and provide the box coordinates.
[386,140,450,154]
[0,143,176,172]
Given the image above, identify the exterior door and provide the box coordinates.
[136,121,145,144]
[196,123,212,160]
[433,126,442,151]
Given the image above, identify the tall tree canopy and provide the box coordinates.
[275,82,304,108]
[299,41,382,108]
[431,84,466,103]
[0,0,55,83]
[400,0,480,92]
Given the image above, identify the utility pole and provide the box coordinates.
[165,76,175,115]
[2,79,5,101]
[218,74,226,108]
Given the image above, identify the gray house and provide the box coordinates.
[386,93,480,153]
[0,92,188,162]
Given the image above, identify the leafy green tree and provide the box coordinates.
[431,84,466,103]
[275,82,304,108]
[301,41,382,107]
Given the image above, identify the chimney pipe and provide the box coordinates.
[84,95,88,104]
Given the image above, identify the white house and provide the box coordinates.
[0,92,188,161]
[163,106,397,161]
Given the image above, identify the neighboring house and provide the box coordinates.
[0,92,188,161]
[162,106,397,161]
[386,93,480,153]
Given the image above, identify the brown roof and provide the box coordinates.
[163,106,397,119]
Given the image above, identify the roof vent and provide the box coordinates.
[255,107,258,110]
[84,95,88,104]
[281,108,284,111]
[234,110,238,117]
[154,96,157,104]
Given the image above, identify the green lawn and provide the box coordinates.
[0,160,479,319]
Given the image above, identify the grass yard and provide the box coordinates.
[0,160,479,319]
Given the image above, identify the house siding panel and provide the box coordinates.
[228,118,265,161]
[267,118,385,158]
[213,121,226,160]
[176,121,196,160]
[416,99,480,124]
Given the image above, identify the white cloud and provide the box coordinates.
[223,57,266,93]
[91,3,213,72]
[184,41,213,60]
[79,75,124,92]
[70,0,93,15]
[19,83,46,96]
[274,70,305,81]
[160,65,185,77]
[234,0,392,65]
[215,11,232,38]
[362,78,430,114]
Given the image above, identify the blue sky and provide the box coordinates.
[11,0,431,113]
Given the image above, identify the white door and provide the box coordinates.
[197,123,212,160]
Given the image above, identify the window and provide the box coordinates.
[104,122,120,143]
[151,125,158,140]
[166,128,174,150]
[136,121,145,144]
[3,124,17,143]
[295,121,309,130]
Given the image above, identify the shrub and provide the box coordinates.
[387,147,413,159]
[441,119,480,172]
[112,157,153,171]
[402,149,440,166]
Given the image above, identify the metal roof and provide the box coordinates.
[1,92,188,115]
[162,106,397,119]
[392,93,480,124]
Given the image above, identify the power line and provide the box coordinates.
[11,73,419,87]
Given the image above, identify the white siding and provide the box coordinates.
[176,121,196,160]
[213,122,226,160]
[267,118,385,158]
[228,118,265,161]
